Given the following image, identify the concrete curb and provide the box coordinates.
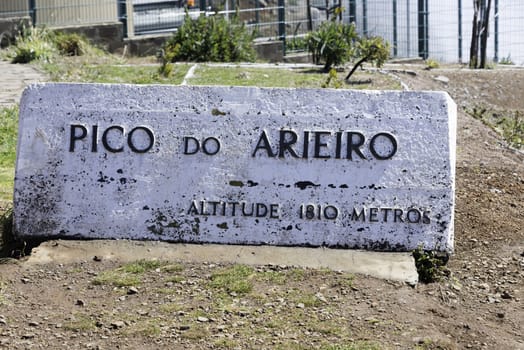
[27,240,419,285]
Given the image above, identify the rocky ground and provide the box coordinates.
[0,65,523,349]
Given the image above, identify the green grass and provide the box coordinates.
[188,65,401,90]
[208,264,255,295]
[42,61,190,85]
[0,106,18,202]
[92,259,165,287]
[466,105,523,149]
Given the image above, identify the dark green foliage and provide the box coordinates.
[53,32,87,56]
[306,21,357,71]
[412,247,447,283]
[162,12,256,63]
[345,36,390,80]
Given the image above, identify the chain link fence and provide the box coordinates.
[1,0,523,64]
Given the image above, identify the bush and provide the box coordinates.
[52,32,88,56]
[8,26,56,63]
[306,21,357,71]
[162,12,256,63]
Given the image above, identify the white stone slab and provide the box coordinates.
[14,83,456,252]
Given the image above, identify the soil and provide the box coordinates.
[1,65,523,350]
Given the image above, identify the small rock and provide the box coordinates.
[179,325,190,331]
[28,321,39,327]
[496,312,505,319]
[21,278,30,284]
[197,316,209,323]
[501,291,512,299]
[0,319,6,326]
[75,299,85,307]
[296,303,305,309]
[127,287,139,295]
[93,255,102,262]
[110,321,125,329]
[433,75,449,84]
[21,333,35,339]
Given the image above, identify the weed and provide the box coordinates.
[53,32,88,56]
[209,264,254,295]
[425,58,440,69]
[412,246,447,283]
[498,54,514,65]
[466,105,523,149]
[322,68,343,89]
[92,259,163,287]
[322,342,382,350]
[120,259,163,273]
[214,338,238,349]
[63,313,96,332]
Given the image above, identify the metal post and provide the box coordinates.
[362,0,368,35]
[28,0,36,25]
[348,0,356,23]
[199,0,206,13]
[418,0,428,59]
[407,0,410,56]
[393,0,398,56]
[118,0,127,38]
[458,0,462,63]
[255,0,260,25]
[278,0,285,53]
[494,0,498,62]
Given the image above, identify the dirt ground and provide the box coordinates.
[0,65,523,349]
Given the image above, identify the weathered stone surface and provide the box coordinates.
[14,83,456,252]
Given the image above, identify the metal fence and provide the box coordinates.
[1,0,523,64]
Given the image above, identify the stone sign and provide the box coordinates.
[14,83,456,252]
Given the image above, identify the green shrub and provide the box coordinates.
[163,12,256,63]
[307,21,357,71]
[413,247,447,283]
[52,32,88,56]
[9,26,56,63]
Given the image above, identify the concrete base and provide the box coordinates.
[27,240,419,285]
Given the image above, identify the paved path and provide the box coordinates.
[0,60,47,106]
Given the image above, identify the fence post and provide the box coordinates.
[348,0,356,24]
[307,0,312,31]
[278,0,285,53]
[362,0,368,36]
[418,0,428,59]
[458,0,462,63]
[494,0,498,62]
[28,0,36,25]
[393,0,398,56]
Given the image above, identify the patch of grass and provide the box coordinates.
[0,106,18,203]
[188,66,328,88]
[125,319,162,337]
[42,60,190,85]
[63,313,96,332]
[180,325,210,340]
[161,263,184,273]
[159,302,185,314]
[322,342,382,350]
[92,259,164,287]
[412,247,447,283]
[292,291,324,308]
[466,105,523,149]
[214,338,238,349]
[209,264,254,295]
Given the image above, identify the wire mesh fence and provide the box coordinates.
[1,0,523,64]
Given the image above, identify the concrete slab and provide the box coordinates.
[27,240,419,285]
